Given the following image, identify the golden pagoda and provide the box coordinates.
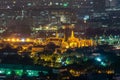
[44,30,95,52]
[67,30,95,48]
[67,30,80,48]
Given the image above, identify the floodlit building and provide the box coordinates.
[45,30,95,49]
[67,30,80,48]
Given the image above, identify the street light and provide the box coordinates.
[95,57,102,62]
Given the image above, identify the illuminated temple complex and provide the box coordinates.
[2,30,95,54]
[45,30,95,49]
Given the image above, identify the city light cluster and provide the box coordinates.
[3,38,33,42]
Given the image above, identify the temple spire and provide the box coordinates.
[71,30,75,38]
[56,31,59,38]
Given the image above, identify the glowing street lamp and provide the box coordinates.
[16,38,20,42]
[26,38,30,42]
[12,38,15,42]
[100,62,106,66]
[7,38,10,41]
[95,57,102,62]
[95,57,107,67]
[21,38,25,42]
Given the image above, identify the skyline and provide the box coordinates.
[0,0,119,80]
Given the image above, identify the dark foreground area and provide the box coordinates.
[0,64,119,80]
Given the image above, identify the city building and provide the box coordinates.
[93,0,106,13]
[44,30,94,52]
[106,0,117,8]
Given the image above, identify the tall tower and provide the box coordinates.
[71,30,75,38]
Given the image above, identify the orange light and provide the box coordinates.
[3,39,6,41]
[26,38,30,42]
[66,46,69,49]
[12,38,15,42]
[7,39,10,41]
[98,71,102,74]
[16,39,19,42]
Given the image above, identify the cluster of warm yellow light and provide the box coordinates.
[98,70,114,74]
[106,70,114,74]
[69,69,81,77]
[3,38,32,42]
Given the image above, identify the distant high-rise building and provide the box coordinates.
[93,0,106,12]
[116,0,120,7]
[105,0,117,7]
